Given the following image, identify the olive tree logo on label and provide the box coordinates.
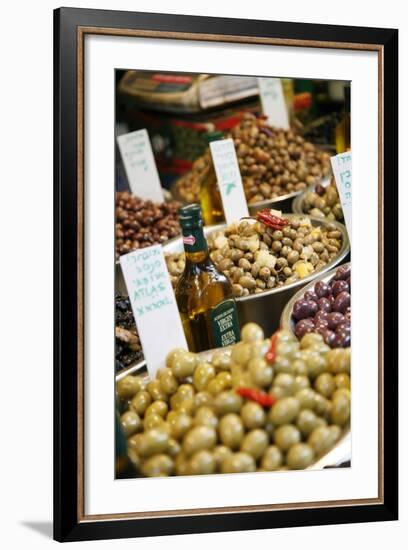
[183,235,196,246]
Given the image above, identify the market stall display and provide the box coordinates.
[114,74,352,479]
[116,323,350,477]
[293,179,344,221]
[281,264,351,348]
[115,191,181,258]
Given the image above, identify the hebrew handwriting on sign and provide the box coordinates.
[119,245,187,377]
[257,77,290,130]
[209,138,249,225]
[330,152,352,237]
[224,182,236,196]
[117,129,164,202]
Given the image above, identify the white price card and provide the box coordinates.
[117,129,164,202]
[209,138,249,225]
[258,77,290,130]
[330,151,352,236]
[119,245,187,378]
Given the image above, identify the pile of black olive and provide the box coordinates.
[303,111,343,148]
[115,293,143,372]
[291,264,351,348]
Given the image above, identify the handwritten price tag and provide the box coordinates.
[117,129,164,202]
[258,78,290,130]
[119,245,187,378]
[330,152,352,236]
[209,138,249,224]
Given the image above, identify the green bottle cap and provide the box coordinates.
[179,204,207,252]
[178,203,203,229]
[204,130,224,144]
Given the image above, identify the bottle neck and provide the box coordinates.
[181,224,210,264]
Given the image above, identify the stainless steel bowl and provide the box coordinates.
[171,177,302,213]
[172,175,330,216]
[248,174,330,215]
[280,262,351,338]
[248,189,302,215]
[234,217,349,335]
[143,215,349,336]
[292,182,345,222]
[292,185,315,215]
[116,346,351,470]
[116,360,147,381]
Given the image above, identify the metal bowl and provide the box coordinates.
[248,174,330,215]
[292,184,315,215]
[247,189,301,215]
[280,262,351,338]
[292,182,345,223]
[172,175,330,216]
[116,359,147,381]
[234,217,349,335]
[116,346,350,470]
[150,215,349,336]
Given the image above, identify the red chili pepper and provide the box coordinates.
[265,330,280,365]
[241,209,290,231]
[256,209,290,231]
[235,387,276,408]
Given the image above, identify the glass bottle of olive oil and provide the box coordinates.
[335,85,351,153]
[176,204,240,352]
[199,131,225,226]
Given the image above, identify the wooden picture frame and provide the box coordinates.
[54,7,398,542]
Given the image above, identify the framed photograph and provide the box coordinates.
[54,7,398,542]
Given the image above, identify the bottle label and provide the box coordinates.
[209,299,240,348]
[182,228,208,254]
[183,235,196,246]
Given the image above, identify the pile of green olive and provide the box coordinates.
[301,180,343,222]
[116,323,350,477]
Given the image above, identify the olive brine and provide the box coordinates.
[175,204,240,352]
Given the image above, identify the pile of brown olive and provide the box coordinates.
[116,323,350,477]
[166,216,343,297]
[115,192,181,258]
[174,114,331,204]
[291,264,351,348]
[232,114,331,204]
[166,253,186,288]
[301,179,344,221]
[174,152,212,204]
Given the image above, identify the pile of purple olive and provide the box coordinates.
[291,264,351,348]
